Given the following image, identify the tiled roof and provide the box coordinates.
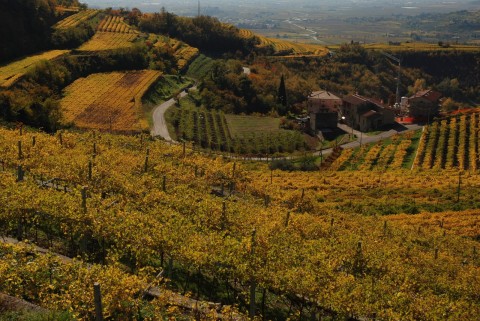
[362,110,382,119]
[410,89,442,102]
[309,90,341,100]
[343,94,386,108]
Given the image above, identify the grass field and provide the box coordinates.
[0,50,70,88]
[224,114,282,137]
[167,102,306,155]
[60,70,162,132]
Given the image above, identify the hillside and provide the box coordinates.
[0,125,479,320]
[60,70,161,132]
[1,3,480,319]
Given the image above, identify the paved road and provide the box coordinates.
[315,123,423,157]
[150,87,196,140]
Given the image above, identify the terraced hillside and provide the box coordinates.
[0,50,70,88]
[148,34,199,70]
[78,15,139,51]
[53,9,99,29]
[60,70,162,132]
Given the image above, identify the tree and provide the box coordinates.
[441,97,463,112]
[408,78,426,95]
[277,74,287,115]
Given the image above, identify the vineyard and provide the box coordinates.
[413,113,480,170]
[149,34,199,70]
[77,15,139,51]
[77,32,139,51]
[239,29,328,57]
[0,126,478,319]
[167,105,306,155]
[96,15,137,34]
[60,70,162,132]
[53,9,99,29]
[0,50,70,88]
[324,130,421,171]
[362,42,480,52]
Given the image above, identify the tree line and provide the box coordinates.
[0,0,87,63]
[137,8,259,55]
[189,44,480,118]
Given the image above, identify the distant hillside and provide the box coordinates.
[0,0,56,62]
[138,11,258,55]
[0,1,83,63]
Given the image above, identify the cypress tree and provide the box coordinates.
[277,74,287,115]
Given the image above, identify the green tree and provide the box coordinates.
[277,74,287,115]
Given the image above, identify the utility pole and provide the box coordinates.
[198,0,200,17]
[381,51,402,106]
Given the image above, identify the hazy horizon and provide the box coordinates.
[81,0,480,16]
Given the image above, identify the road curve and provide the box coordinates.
[150,87,195,141]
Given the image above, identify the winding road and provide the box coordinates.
[150,86,196,140]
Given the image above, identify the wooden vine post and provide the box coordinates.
[456,171,462,203]
[17,165,24,182]
[144,148,150,173]
[93,283,104,321]
[285,211,290,228]
[88,160,92,180]
[81,187,87,213]
[18,140,22,159]
[221,201,227,230]
[249,228,257,318]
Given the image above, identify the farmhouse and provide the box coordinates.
[408,89,442,120]
[307,90,342,132]
[340,94,395,131]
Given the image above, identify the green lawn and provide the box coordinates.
[224,114,282,137]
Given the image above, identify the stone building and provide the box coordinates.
[341,94,395,131]
[307,90,342,132]
[408,89,442,120]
